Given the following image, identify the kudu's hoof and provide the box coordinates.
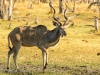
[44,63,48,69]
[7,67,9,70]
[43,66,47,71]
[44,66,47,69]
[5,68,10,73]
[16,69,21,72]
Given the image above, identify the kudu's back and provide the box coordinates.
[8,25,47,47]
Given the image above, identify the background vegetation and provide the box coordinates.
[0,1,100,75]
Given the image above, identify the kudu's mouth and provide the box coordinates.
[61,32,67,37]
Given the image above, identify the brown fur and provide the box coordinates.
[8,25,47,47]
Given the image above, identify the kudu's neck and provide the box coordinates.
[45,27,60,43]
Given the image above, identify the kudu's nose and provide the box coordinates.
[64,32,67,36]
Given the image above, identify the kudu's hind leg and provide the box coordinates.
[7,47,14,70]
[13,47,20,71]
[7,46,20,71]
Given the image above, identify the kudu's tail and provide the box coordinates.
[8,34,12,51]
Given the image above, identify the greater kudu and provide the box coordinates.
[7,2,75,71]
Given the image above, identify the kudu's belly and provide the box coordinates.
[22,33,37,47]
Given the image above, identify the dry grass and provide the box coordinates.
[0,1,100,75]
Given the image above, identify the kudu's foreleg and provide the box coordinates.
[39,46,48,71]
[13,49,19,70]
[42,51,48,70]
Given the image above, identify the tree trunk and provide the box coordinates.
[8,0,12,20]
[73,0,76,12]
[18,0,25,2]
[42,0,48,3]
[87,2,98,9]
[13,0,17,8]
[38,0,40,4]
[59,0,64,14]
[0,0,8,19]
[18,0,20,2]
[94,16,99,32]
[27,0,33,8]
[86,0,90,3]
[88,0,100,18]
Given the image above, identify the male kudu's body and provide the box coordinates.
[7,24,62,70]
[7,2,77,71]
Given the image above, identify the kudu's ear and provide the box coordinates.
[52,19,59,27]
[52,17,61,27]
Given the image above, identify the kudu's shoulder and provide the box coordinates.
[35,25,48,34]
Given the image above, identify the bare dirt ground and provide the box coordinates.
[0,62,100,75]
